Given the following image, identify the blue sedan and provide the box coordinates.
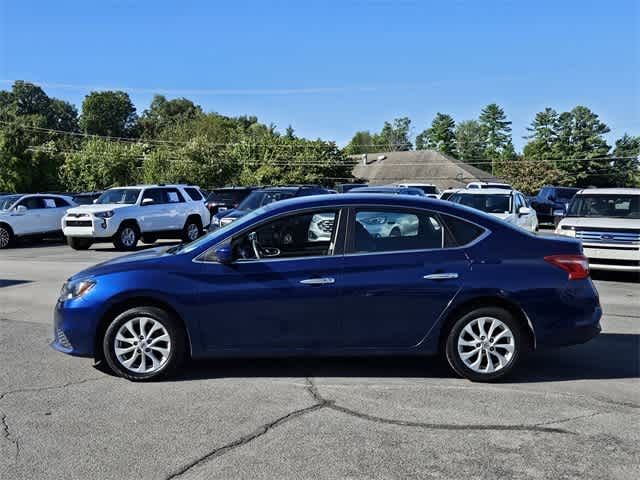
[52,194,601,382]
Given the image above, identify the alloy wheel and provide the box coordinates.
[457,316,515,374]
[121,227,136,248]
[0,227,9,248]
[113,317,171,374]
[187,223,199,241]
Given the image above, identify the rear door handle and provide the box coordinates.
[423,273,459,280]
[300,277,335,285]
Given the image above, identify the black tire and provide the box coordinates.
[182,216,202,243]
[141,234,158,244]
[445,307,524,382]
[0,224,14,249]
[389,227,401,237]
[102,306,186,381]
[67,237,93,250]
[113,223,140,251]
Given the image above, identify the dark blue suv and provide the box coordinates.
[530,186,580,226]
[209,185,332,230]
[53,194,601,382]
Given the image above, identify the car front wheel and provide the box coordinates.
[102,306,186,381]
[113,224,139,250]
[445,307,524,382]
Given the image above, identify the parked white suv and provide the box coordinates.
[448,188,539,232]
[0,194,76,249]
[62,185,210,251]
[555,188,639,272]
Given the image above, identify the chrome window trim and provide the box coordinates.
[193,203,491,264]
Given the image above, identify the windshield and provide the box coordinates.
[554,188,579,200]
[237,190,294,211]
[96,189,141,205]
[177,206,268,254]
[207,190,250,205]
[0,195,21,211]
[450,193,512,214]
[567,194,639,219]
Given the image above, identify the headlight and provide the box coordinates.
[555,225,576,236]
[362,216,387,225]
[220,217,236,226]
[95,210,114,219]
[59,279,96,301]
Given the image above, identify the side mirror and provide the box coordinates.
[13,205,27,215]
[141,198,154,206]
[215,244,234,264]
[518,206,531,216]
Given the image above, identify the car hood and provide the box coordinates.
[220,209,249,220]
[560,217,640,229]
[66,204,132,215]
[490,213,514,221]
[70,246,174,280]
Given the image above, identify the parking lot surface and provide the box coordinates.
[1,240,638,479]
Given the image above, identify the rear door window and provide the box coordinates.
[351,209,443,253]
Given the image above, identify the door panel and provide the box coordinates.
[339,249,468,348]
[196,256,343,350]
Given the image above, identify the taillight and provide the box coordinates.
[544,254,590,280]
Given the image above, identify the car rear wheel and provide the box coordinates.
[0,225,13,249]
[114,224,139,250]
[102,306,186,381]
[67,237,93,250]
[445,307,524,382]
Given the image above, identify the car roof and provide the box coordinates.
[453,188,516,195]
[576,188,640,195]
[348,186,421,193]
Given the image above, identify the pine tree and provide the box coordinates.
[415,113,456,156]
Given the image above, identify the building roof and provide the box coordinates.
[351,150,504,190]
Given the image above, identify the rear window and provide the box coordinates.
[184,187,203,201]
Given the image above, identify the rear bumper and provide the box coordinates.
[537,305,602,348]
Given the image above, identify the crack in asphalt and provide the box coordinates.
[0,376,106,403]
[535,411,603,427]
[165,377,574,479]
[0,409,20,462]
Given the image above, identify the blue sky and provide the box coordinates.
[1,0,638,150]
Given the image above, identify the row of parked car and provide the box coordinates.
[1,182,638,272]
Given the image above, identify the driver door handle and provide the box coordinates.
[423,273,459,280]
[299,277,335,285]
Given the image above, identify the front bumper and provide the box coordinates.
[62,215,119,238]
[583,245,640,272]
[51,300,98,357]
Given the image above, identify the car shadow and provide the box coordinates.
[89,241,180,253]
[159,332,638,384]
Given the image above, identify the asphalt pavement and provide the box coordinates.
[0,238,638,479]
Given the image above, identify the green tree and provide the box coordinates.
[479,103,512,172]
[139,95,203,138]
[376,117,412,151]
[344,131,375,154]
[59,139,146,191]
[0,81,79,192]
[558,106,611,187]
[523,107,559,159]
[79,91,138,138]
[610,134,640,187]
[415,113,456,156]
[454,120,485,168]
[613,133,640,157]
[284,125,296,139]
